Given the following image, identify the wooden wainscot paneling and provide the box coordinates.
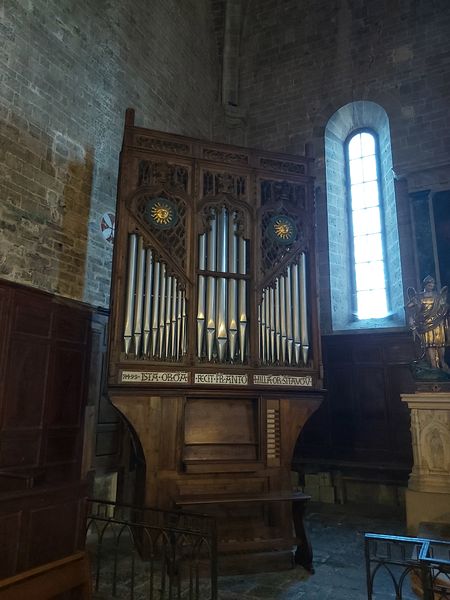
[0,278,98,577]
[295,332,416,471]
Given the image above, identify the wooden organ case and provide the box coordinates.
[108,109,324,571]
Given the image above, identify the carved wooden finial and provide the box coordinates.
[125,108,135,127]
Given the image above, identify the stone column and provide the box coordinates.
[402,392,450,533]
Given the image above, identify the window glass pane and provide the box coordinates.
[356,288,388,319]
[348,134,362,160]
[353,233,383,263]
[349,158,363,184]
[355,260,386,291]
[346,130,389,320]
[362,155,377,182]
[360,132,375,156]
[351,181,379,210]
[352,207,381,235]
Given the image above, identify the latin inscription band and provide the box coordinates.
[253,374,313,387]
[121,371,189,383]
[194,373,248,385]
[120,371,312,387]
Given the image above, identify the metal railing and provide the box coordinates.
[86,499,218,600]
[365,533,450,599]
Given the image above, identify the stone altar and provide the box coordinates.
[402,392,450,533]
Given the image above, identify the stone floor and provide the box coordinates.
[91,501,420,599]
[215,502,415,599]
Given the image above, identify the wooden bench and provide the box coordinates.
[176,491,314,572]
[0,551,92,599]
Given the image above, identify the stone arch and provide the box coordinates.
[324,100,404,331]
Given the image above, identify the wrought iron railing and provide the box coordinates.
[86,499,218,600]
[365,533,450,599]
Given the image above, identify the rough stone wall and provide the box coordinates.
[238,0,450,331]
[1,0,219,307]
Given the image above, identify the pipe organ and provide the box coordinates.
[108,109,324,572]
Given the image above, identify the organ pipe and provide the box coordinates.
[238,236,247,362]
[275,279,281,362]
[285,267,293,365]
[300,253,309,365]
[280,275,287,363]
[292,263,301,365]
[164,275,173,359]
[151,261,160,357]
[206,212,217,361]
[122,233,187,361]
[158,263,167,358]
[197,233,206,358]
[124,234,137,356]
[133,236,146,357]
[142,249,153,356]
[261,290,267,363]
[216,207,228,362]
[258,255,310,367]
[228,213,238,361]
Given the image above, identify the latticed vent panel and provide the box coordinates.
[261,210,296,275]
[135,193,187,270]
[266,402,281,467]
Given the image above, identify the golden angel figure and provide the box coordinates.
[406,275,449,372]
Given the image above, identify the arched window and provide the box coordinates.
[346,130,388,319]
[324,101,404,331]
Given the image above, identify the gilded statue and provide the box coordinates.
[406,275,449,374]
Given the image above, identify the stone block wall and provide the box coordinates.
[238,0,450,331]
[0,0,219,308]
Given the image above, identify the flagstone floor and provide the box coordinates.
[91,502,418,599]
[216,502,415,600]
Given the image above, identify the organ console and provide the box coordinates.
[107,109,324,572]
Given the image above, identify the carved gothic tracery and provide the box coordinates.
[203,170,247,198]
[138,160,189,192]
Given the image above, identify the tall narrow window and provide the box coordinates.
[347,131,388,319]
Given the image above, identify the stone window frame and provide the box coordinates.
[325,101,405,332]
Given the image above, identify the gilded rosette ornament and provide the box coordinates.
[268,215,297,244]
[144,197,179,229]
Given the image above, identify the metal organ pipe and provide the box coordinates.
[143,248,153,356]
[197,233,206,358]
[151,261,160,357]
[227,213,238,361]
[124,234,137,356]
[279,275,287,363]
[274,279,281,362]
[206,211,217,361]
[238,235,248,362]
[216,207,228,362]
[122,233,187,361]
[196,207,248,363]
[164,274,173,359]
[285,267,293,365]
[158,263,167,359]
[292,263,301,365]
[133,236,146,357]
[259,254,309,367]
[300,253,309,365]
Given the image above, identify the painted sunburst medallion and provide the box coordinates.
[144,197,178,229]
[268,215,297,244]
